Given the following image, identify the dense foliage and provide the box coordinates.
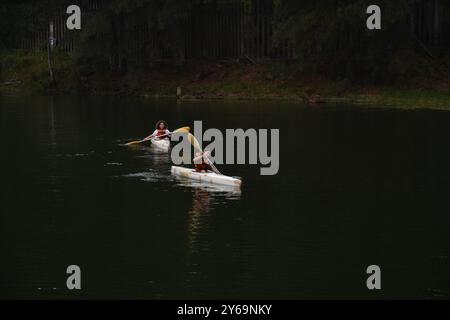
[273,0,450,82]
[75,0,194,72]
[1,0,449,84]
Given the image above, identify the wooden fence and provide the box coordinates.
[18,0,101,53]
[15,0,448,61]
[184,0,295,60]
[17,0,294,61]
[413,0,448,49]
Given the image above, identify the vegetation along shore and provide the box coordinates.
[2,50,450,110]
[2,1,450,110]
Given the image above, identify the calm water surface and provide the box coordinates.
[1,95,449,299]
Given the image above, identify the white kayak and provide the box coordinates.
[171,166,242,187]
[151,138,170,152]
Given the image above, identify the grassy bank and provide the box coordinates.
[0,50,77,94]
[2,50,450,110]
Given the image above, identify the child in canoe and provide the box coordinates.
[146,120,171,141]
[193,151,213,172]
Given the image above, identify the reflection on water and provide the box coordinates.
[188,188,211,251]
[186,185,240,241]
[182,179,241,234]
[55,153,90,158]
[117,145,243,291]
[179,178,242,289]
[48,97,56,147]
[174,174,242,253]
[105,162,123,166]
[121,171,166,182]
[2,94,450,299]
[149,153,171,166]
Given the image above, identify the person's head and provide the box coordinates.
[155,120,168,130]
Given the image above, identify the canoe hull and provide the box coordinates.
[171,166,242,187]
[151,139,170,152]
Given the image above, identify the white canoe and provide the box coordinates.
[171,166,242,187]
[151,139,170,152]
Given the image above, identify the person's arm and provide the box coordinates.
[193,154,203,164]
[203,151,212,164]
[145,130,158,140]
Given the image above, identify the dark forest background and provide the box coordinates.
[1,0,450,89]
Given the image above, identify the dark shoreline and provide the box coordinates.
[2,51,450,110]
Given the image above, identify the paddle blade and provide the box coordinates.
[171,126,201,150]
[125,126,189,146]
[188,133,202,152]
[126,140,143,146]
[173,126,190,133]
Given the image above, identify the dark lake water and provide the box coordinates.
[1,94,449,299]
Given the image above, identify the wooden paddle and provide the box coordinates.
[204,156,222,175]
[125,126,190,146]
[187,132,222,175]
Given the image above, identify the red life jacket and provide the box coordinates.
[195,161,212,172]
[156,129,167,139]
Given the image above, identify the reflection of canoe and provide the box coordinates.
[151,139,170,152]
[171,166,242,187]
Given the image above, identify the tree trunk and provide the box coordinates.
[47,20,56,87]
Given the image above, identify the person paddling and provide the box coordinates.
[193,151,213,172]
[145,120,171,141]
